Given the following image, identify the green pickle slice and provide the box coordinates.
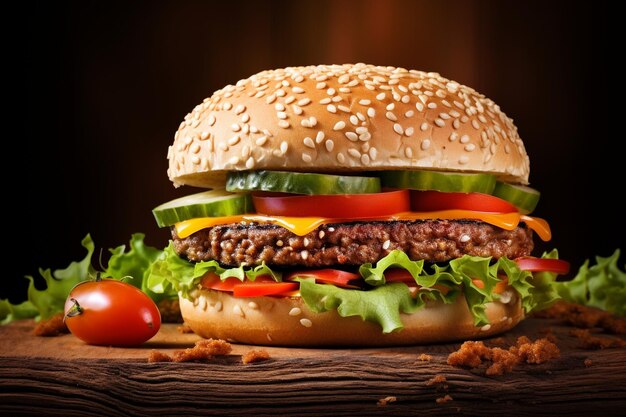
[226,170,381,195]
[379,170,496,193]
[492,182,540,214]
[152,190,254,227]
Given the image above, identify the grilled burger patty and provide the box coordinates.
[172,219,534,267]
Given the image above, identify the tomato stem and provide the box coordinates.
[64,298,83,320]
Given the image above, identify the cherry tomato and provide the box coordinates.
[410,191,518,213]
[285,269,361,288]
[252,189,410,218]
[64,277,161,346]
[515,257,570,275]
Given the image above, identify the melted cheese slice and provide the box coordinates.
[175,210,552,241]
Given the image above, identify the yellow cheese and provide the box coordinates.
[175,210,551,241]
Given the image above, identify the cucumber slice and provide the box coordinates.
[492,182,540,214]
[226,170,381,195]
[152,190,254,227]
[379,170,496,193]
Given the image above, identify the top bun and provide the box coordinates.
[168,64,530,188]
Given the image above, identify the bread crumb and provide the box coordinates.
[417,353,432,361]
[448,337,560,375]
[584,358,593,367]
[177,323,194,334]
[148,350,172,363]
[426,374,447,386]
[242,349,271,364]
[376,396,397,406]
[534,301,626,334]
[570,328,626,349]
[148,338,232,363]
[33,313,69,337]
[436,394,453,404]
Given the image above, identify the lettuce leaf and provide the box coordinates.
[1,234,169,324]
[148,246,564,333]
[554,249,625,316]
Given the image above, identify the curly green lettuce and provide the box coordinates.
[554,249,625,317]
[0,234,170,324]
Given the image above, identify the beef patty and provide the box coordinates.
[172,219,534,267]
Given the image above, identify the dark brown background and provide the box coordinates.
[7,0,622,300]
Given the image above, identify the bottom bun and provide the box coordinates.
[179,289,524,347]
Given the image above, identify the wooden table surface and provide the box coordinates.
[0,317,624,416]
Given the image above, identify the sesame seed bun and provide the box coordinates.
[168,63,530,188]
[179,289,524,347]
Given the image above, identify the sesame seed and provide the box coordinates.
[421,139,431,150]
[265,94,277,104]
[315,131,325,143]
[449,132,458,141]
[337,152,345,163]
[298,98,311,106]
[327,88,336,95]
[320,97,331,105]
[405,127,414,137]
[472,120,480,129]
[480,324,491,332]
[228,156,240,165]
[276,239,284,247]
[465,143,476,152]
[345,132,358,141]
[208,115,216,126]
[382,240,391,250]
[333,121,346,130]
[241,113,250,123]
[235,104,246,114]
[350,115,359,125]
[405,110,414,118]
[285,96,295,105]
[223,102,232,110]
[376,92,386,101]
[190,143,200,153]
[439,112,450,120]
[233,305,244,317]
[301,250,309,260]
[386,111,398,121]
[369,147,378,160]
[359,99,371,105]
[348,148,361,158]
[280,141,288,154]
[302,153,312,163]
[191,155,200,165]
[248,301,259,310]
[275,103,285,111]
[308,117,317,127]
[292,86,304,93]
[328,227,335,232]
[228,135,241,146]
[434,118,444,127]
[401,95,410,103]
[300,318,313,328]
[245,157,255,169]
[478,114,487,123]
[318,230,325,238]
[449,110,461,118]
[275,89,286,97]
[416,102,424,112]
[420,122,429,131]
[367,107,376,117]
[303,137,315,148]
[442,100,452,107]
[231,123,241,132]
[459,156,469,164]
[278,120,290,128]
[405,147,413,158]
[277,111,287,119]
[460,134,470,143]
[338,105,350,112]
[332,96,342,102]
[325,139,335,152]
[356,112,366,121]
[386,103,395,111]
[327,104,337,113]
[339,87,351,93]
[356,126,368,134]
[316,82,326,89]
[453,119,460,129]
[393,123,404,135]
[289,307,302,316]
[460,234,471,243]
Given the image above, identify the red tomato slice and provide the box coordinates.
[233,282,299,297]
[252,190,410,218]
[200,273,277,292]
[410,191,518,213]
[515,257,570,275]
[285,269,361,288]
[383,268,417,284]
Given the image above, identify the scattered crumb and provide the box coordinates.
[33,313,69,337]
[584,358,593,367]
[570,329,626,349]
[242,349,271,364]
[177,323,194,334]
[534,301,626,334]
[147,338,232,363]
[376,396,397,407]
[436,394,453,404]
[426,374,447,387]
[417,353,432,361]
[158,298,183,323]
[148,350,173,363]
[448,337,560,375]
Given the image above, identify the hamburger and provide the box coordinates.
[147,63,569,346]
